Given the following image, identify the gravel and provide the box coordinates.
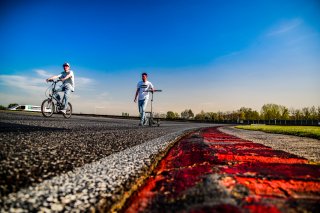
[0,111,216,212]
[218,126,320,162]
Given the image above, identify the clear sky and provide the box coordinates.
[1,0,319,115]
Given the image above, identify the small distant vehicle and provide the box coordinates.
[41,80,72,118]
[9,104,41,112]
[145,89,162,127]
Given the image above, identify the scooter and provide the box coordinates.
[145,89,162,127]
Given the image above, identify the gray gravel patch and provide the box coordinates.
[218,126,320,162]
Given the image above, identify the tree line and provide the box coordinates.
[163,104,320,122]
[0,103,19,110]
[1,103,319,124]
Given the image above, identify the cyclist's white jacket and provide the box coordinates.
[58,70,75,92]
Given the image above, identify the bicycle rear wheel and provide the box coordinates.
[41,99,54,117]
[63,103,72,118]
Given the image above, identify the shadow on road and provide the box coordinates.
[0,122,66,133]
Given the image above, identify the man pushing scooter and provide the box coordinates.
[134,72,154,126]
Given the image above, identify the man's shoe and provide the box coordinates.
[60,109,66,114]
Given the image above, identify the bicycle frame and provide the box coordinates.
[47,80,65,111]
[42,80,73,118]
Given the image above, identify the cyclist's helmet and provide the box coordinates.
[62,62,70,67]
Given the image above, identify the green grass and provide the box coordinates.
[235,125,320,140]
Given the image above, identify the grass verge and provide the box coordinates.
[235,125,320,140]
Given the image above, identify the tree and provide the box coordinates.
[154,113,166,119]
[309,106,317,120]
[280,106,289,120]
[181,109,194,119]
[229,111,239,121]
[294,109,302,120]
[122,112,129,117]
[181,110,188,119]
[289,108,296,120]
[206,112,218,121]
[166,111,177,119]
[217,111,224,121]
[195,110,205,120]
[224,111,238,121]
[188,109,194,119]
[239,107,249,120]
[261,104,281,120]
[239,107,260,120]
[0,105,7,110]
[302,107,310,120]
[8,103,19,109]
[239,111,245,121]
[251,111,260,120]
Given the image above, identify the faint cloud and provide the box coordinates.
[287,32,320,45]
[0,91,42,106]
[0,70,94,95]
[214,50,243,62]
[77,77,94,86]
[99,92,109,98]
[0,75,45,92]
[35,69,94,87]
[267,18,302,36]
[35,69,94,89]
[35,69,53,78]
[75,77,94,92]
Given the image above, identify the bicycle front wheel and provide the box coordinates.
[41,99,54,117]
[63,102,72,119]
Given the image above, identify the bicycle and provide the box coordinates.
[41,80,72,118]
[145,89,162,127]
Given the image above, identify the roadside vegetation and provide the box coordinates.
[235,125,320,140]
[0,103,19,110]
[1,102,320,125]
[160,104,320,125]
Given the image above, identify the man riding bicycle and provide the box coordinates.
[46,62,75,114]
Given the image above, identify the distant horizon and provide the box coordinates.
[1,102,319,117]
[1,0,319,115]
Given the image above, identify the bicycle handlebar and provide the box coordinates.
[147,89,163,92]
[47,79,62,83]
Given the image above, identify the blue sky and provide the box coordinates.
[1,0,319,115]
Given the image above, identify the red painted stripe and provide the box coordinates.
[124,127,320,212]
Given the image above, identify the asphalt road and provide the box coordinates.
[0,111,217,212]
